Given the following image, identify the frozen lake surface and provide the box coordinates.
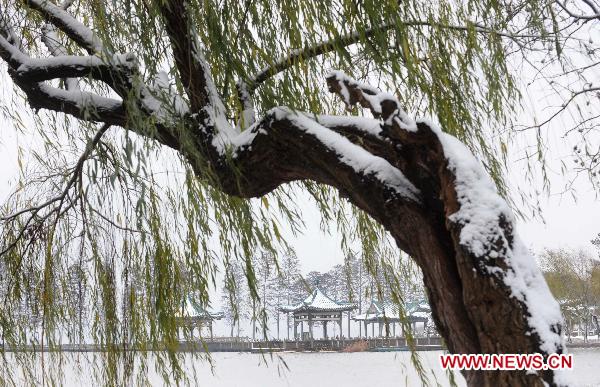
[5,348,600,386]
[180,349,600,387]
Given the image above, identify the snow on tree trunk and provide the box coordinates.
[324,72,567,386]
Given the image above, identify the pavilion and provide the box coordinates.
[279,287,356,341]
[175,297,224,339]
[353,299,431,337]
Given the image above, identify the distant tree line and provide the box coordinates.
[540,234,600,342]
[0,247,426,342]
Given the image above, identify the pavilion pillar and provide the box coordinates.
[364,321,367,338]
[378,321,382,337]
[287,312,290,340]
[346,312,350,339]
[393,322,396,337]
[301,320,304,339]
[294,319,298,340]
[323,321,328,339]
[308,314,313,342]
[371,321,375,337]
[209,321,213,340]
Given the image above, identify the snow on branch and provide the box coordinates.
[213,104,420,202]
[42,23,80,91]
[235,80,255,129]
[140,71,190,122]
[1,31,124,124]
[3,4,186,125]
[158,0,238,144]
[26,0,103,54]
[1,10,189,140]
[14,54,135,84]
[275,108,421,202]
[0,30,28,68]
[326,70,416,131]
[32,82,125,124]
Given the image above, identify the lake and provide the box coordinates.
[3,348,599,386]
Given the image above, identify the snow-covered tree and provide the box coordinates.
[221,260,249,337]
[65,262,88,343]
[3,0,596,385]
[274,249,301,338]
[541,248,600,342]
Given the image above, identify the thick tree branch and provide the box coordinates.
[556,0,600,20]
[13,55,135,86]
[159,0,215,113]
[0,31,127,125]
[246,22,397,92]
[1,11,185,147]
[24,0,103,53]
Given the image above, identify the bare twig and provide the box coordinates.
[1,124,111,256]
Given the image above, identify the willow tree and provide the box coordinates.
[3,0,598,386]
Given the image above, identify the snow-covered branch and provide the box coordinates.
[26,0,103,54]
[326,70,416,131]
[235,80,255,129]
[159,0,224,114]
[272,108,420,202]
[0,29,127,123]
[14,54,135,85]
[41,23,80,91]
[3,2,190,128]
[556,0,600,20]
[325,71,565,359]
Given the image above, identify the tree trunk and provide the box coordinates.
[196,77,566,384]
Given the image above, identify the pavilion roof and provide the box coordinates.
[353,299,430,322]
[177,297,224,320]
[279,287,357,313]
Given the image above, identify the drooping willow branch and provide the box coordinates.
[0,123,110,256]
